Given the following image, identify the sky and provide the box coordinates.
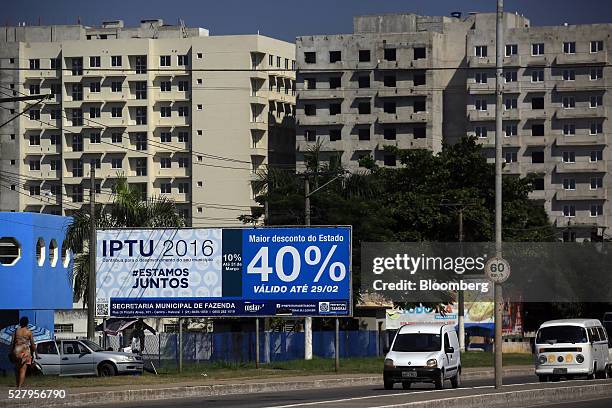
[4,0,612,41]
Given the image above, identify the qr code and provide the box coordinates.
[318,302,330,313]
[96,301,109,316]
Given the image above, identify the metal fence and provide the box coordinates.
[101,330,380,367]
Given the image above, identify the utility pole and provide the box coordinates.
[494,0,505,389]
[458,208,465,352]
[87,162,96,341]
[304,176,312,360]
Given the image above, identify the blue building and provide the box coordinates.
[0,212,73,374]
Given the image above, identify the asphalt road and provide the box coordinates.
[530,397,612,407]
[104,376,612,408]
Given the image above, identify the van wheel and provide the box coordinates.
[402,381,411,389]
[538,375,548,382]
[98,362,116,377]
[451,370,461,388]
[595,367,607,379]
[384,379,394,390]
[434,370,444,390]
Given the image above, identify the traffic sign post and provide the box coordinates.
[485,257,511,284]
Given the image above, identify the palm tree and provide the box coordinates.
[65,175,185,304]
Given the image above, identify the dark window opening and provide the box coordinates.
[414,126,426,139]
[414,72,426,86]
[358,75,370,88]
[329,76,342,89]
[304,104,316,116]
[414,99,426,112]
[531,151,545,163]
[384,48,396,61]
[532,124,545,136]
[359,50,371,62]
[414,47,426,60]
[329,51,342,63]
[531,97,545,109]
[304,52,316,64]
[383,102,396,114]
[358,102,371,114]
[305,129,316,142]
[384,128,397,140]
[329,103,341,115]
[532,177,545,190]
[329,129,341,141]
[384,75,396,87]
[358,128,370,140]
[384,154,397,166]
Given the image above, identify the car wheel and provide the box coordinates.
[595,367,607,379]
[98,362,117,377]
[451,370,461,388]
[384,379,394,390]
[401,381,411,390]
[538,375,548,383]
[434,370,444,390]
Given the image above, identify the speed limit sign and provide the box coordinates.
[485,256,511,283]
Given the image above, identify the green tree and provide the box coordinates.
[65,175,185,304]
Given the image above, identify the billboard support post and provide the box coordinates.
[304,177,313,361]
[87,163,96,341]
[334,318,340,372]
[255,318,260,369]
[178,317,183,373]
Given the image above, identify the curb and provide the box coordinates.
[381,382,612,408]
[3,367,535,408]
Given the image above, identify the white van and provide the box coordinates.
[535,319,609,381]
[383,324,461,390]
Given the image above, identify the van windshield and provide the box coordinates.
[536,326,588,344]
[392,333,441,352]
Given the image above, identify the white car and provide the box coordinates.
[383,324,461,390]
[535,319,609,381]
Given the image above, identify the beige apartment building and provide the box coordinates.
[0,19,296,226]
[296,12,611,241]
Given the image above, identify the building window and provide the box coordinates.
[563,231,576,242]
[590,150,603,162]
[329,103,341,115]
[29,159,41,171]
[563,123,576,135]
[178,80,189,91]
[329,128,341,142]
[72,134,83,151]
[475,126,487,138]
[111,106,122,118]
[590,68,603,80]
[135,55,147,74]
[160,81,171,92]
[304,52,316,64]
[414,126,426,139]
[505,151,517,163]
[71,185,83,203]
[590,40,604,53]
[72,159,83,177]
[136,107,147,124]
[29,59,40,69]
[329,76,341,89]
[160,183,171,194]
[563,205,576,217]
[50,83,61,95]
[71,84,83,101]
[160,55,171,67]
[413,71,426,86]
[590,122,603,135]
[505,123,517,136]
[50,109,61,120]
[111,133,122,143]
[531,124,544,136]
[29,84,40,95]
[50,134,60,145]
[90,132,101,144]
[358,128,370,140]
[304,78,316,90]
[384,155,396,166]
[178,106,189,117]
[531,96,544,109]
[178,54,189,66]
[29,109,41,120]
[90,82,101,93]
[358,101,370,114]
[531,70,544,82]
[328,50,341,63]
[383,75,396,87]
[160,157,171,169]
[50,58,60,69]
[50,159,59,170]
[590,95,603,108]
[475,72,487,84]
[92,159,101,170]
[414,99,426,112]
[358,75,370,88]
[383,101,396,114]
[384,48,397,61]
[562,41,576,54]
[590,204,603,217]
[562,96,575,109]
[89,56,100,68]
[475,99,487,111]
[384,128,396,140]
[304,104,316,116]
[29,134,41,145]
[178,131,189,142]
[474,45,487,57]
[134,158,147,176]
[111,81,122,92]
[111,55,122,67]
[71,57,83,75]
[562,69,575,81]
[505,44,518,56]
[135,81,147,99]
[178,183,189,194]
[563,151,576,163]
[504,70,517,83]
[591,177,603,190]
[563,178,576,190]
[276,56,281,67]
[160,132,171,143]
[111,158,122,169]
[305,129,316,142]
[89,106,100,118]
[505,97,517,110]
[531,43,545,56]
[135,133,147,150]
[178,157,189,168]
[359,50,371,62]
[414,47,426,60]
[531,151,544,163]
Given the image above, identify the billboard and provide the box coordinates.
[95,227,351,317]
[385,303,495,330]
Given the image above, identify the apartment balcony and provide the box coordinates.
[503,55,522,67]
[524,136,551,147]
[523,55,552,67]
[528,189,547,201]
[378,111,430,124]
[501,162,521,174]
[554,50,607,66]
[250,147,267,158]
[467,110,495,122]
[24,69,61,79]
[478,136,523,148]
[353,139,378,151]
[555,161,606,173]
[521,162,549,174]
[353,113,377,125]
[501,109,520,121]
[353,88,377,98]
[554,215,606,228]
[62,74,83,83]
[249,71,268,81]
[297,89,344,100]
[297,115,342,126]
[521,109,550,120]
[554,78,607,92]
[555,188,607,201]
[62,99,84,109]
[125,97,149,107]
[249,95,268,105]
[555,106,607,119]
[467,56,495,68]
[250,121,267,131]
[555,134,607,146]
[468,83,495,95]
[83,93,105,103]
[82,69,104,78]
[268,91,295,104]
[377,87,429,98]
